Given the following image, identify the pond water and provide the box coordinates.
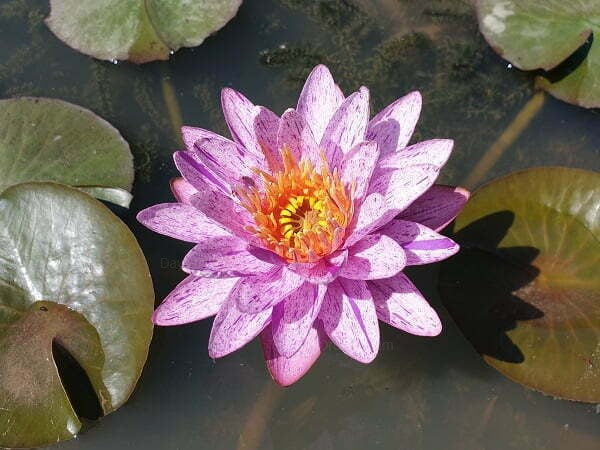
[1,0,599,449]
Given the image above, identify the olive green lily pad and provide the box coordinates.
[0,182,154,448]
[45,0,243,63]
[0,97,134,207]
[476,0,600,108]
[439,167,600,402]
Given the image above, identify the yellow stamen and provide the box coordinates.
[236,144,353,263]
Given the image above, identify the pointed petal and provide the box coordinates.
[368,273,441,336]
[340,141,380,201]
[296,64,345,142]
[319,279,379,363]
[181,126,223,151]
[192,135,264,188]
[236,268,305,313]
[398,185,470,231]
[137,203,229,243]
[322,87,370,169]
[183,239,275,277]
[153,276,238,326]
[170,177,197,205]
[381,219,459,265]
[174,150,230,194]
[208,289,272,358]
[272,283,326,357]
[277,108,319,165]
[366,91,422,156]
[261,320,328,386]
[376,139,453,170]
[340,234,406,280]
[190,188,255,243]
[221,88,279,161]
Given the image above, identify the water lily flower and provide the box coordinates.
[138,65,469,386]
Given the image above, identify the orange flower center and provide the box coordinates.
[236,145,354,263]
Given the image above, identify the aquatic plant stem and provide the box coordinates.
[463,92,545,189]
[161,71,183,145]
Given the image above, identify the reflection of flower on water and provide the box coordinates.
[138,65,468,385]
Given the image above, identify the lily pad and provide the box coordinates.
[0,182,154,448]
[45,0,243,63]
[476,0,600,108]
[439,167,600,402]
[0,97,134,207]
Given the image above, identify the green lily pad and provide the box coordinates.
[476,0,600,108]
[0,182,154,448]
[439,167,600,402]
[0,97,134,207]
[45,0,243,63]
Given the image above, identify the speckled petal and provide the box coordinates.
[190,188,255,242]
[170,177,197,205]
[277,108,319,165]
[366,91,422,156]
[137,203,229,243]
[288,250,347,284]
[236,267,305,313]
[339,234,406,280]
[322,87,370,169]
[208,287,272,358]
[153,276,238,326]
[340,141,380,201]
[296,64,345,142]
[182,238,275,277]
[261,320,328,386]
[272,283,326,357]
[319,278,379,363]
[381,219,459,265]
[376,139,453,170]
[368,273,441,336]
[181,125,224,151]
[398,185,470,231]
[221,88,280,163]
[174,150,230,194]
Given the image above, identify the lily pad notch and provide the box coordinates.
[45,0,244,63]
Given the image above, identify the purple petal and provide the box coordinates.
[296,65,345,142]
[174,150,230,194]
[221,88,280,162]
[137,203,229,243]
[170,177,197,205]
[182,238,275,277]
[193,135,264,188]
[236,268,305,313]
[272,283,326,357]
[277,108,319,165]
[381,220,459,265]
[322,87,370,169]
[339,234,406,280]
[181,126,223,151]
[208,287,272,358]
[398,185,470,231]
[340,141,380,201]
[376,139,453,170]
[366,91,422,156]
[153,276,238,326]
[190,189,255,243]
[260,320,328,386]
[319,278,379,363]
[368,273,441,336]
[288,250,347,284]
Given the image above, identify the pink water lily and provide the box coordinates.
[138,65,469,386]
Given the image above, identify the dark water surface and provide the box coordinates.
[1,0,599,449]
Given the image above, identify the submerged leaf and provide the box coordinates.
[45,0,243,63]
[476,0,600,107]
[0,183,154,448]
[0,97,134,206]
[439,167,600,402]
